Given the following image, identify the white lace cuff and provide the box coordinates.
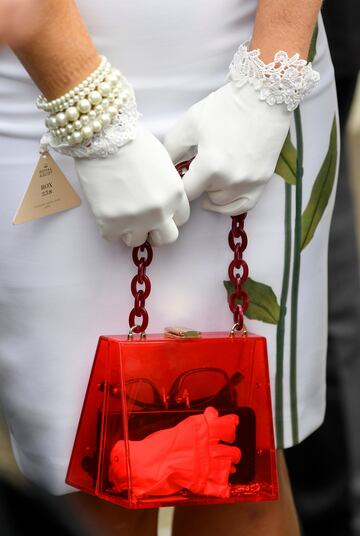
[228,41,320,111]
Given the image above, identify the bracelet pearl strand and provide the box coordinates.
[36,55,110,114]
[38,56,139,152]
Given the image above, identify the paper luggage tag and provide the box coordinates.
[13,151,81,224]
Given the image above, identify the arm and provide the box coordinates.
[250,0,323,61]
[10,0,189,246]
[163,0,322,215]
[11,0,99,99]
[0,0,41,46]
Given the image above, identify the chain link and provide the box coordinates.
[128,242,153,334]
[127,159,194,335]
[228,214,249,331]
[128,159,249,335]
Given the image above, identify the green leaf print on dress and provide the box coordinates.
[307,23,319,63]
[275,133,297,185]
[224,278,280,324]
[301,118,338,250]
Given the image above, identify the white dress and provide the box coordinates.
[0,1,339,494]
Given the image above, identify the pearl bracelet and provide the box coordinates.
[40,95,139,159]
[228,41,320,111]
[43,69,128,146]
[39,61,140,158]
[36,56,110,114]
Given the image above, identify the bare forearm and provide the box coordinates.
[11,0,99,99]
[0,0,42,46]
[250,0,323,61]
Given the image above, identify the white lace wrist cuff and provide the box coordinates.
[228,41,320,111]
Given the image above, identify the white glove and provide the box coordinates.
[163,82,291,215]
[75,125,190,246]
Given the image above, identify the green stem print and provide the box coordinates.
[289,112,338,444]
[277,23,320,446]
[290,108,304,444]
[288,21,336,443]
[274,132,297,447]
[275,182,292,447]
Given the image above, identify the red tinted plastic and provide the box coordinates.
[66,332,278,508]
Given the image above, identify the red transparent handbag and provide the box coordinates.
[66,160,278,509]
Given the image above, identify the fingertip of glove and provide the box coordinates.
[173,193,190,227]
[122,231,151,248]
[149,219,179,247]
[121,232,133,246]
[204,407,219,419]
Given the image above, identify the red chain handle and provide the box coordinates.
[227,213,249,331]
[128,242,152,334]
[128,159,249,334]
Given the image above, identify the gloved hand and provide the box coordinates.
[163,81,291,215]
[75,124,190,246]
[109,407,241,499]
